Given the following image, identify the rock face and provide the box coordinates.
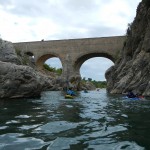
[106,1,150,96]
[0,39,20,64]
[0,39,54,98]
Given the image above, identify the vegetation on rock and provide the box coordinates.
[43,63,62,75]
[81,77,107,88]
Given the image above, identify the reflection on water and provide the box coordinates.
[0,89,150,150]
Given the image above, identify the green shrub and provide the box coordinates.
[15,48,21,56]
[126,23,132,36]
[81,77,107,88]
[55,68,62,75]
[43,63,62,75]
[43,64,55,72]
[91,80,107,88]
[22,57,28,65]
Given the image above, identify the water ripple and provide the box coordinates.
[0,90,150,149]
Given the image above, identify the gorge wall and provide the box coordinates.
[1,0,149,98]
[106,0,150,96]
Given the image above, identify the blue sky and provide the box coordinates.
[0,0,141,81]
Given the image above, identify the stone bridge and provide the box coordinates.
[13,36,126,82]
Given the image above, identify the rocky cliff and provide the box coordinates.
[0,39,55,98]
[106,0,150,96]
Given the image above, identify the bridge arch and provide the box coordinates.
[74,52,115,76]
[36,53,63,71]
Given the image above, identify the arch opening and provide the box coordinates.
[80,57,114,89]
[80,57,114,81]
[25,52,34,57]
[74,53,115,72]
[36,54,63,77]
[22,51,35,66]
[74,53,114,89]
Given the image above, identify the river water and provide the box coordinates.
[0,89,150,150]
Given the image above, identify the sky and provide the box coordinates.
[0,0,141,81]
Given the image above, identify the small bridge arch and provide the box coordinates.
[35,52,63,71]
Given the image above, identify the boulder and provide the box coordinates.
[0,61,54,98]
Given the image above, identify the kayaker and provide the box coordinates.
[67,88,76,96]
[127,90,136,98]
[136,93,144,99]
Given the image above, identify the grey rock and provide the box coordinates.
[0,61,54,98]
[0,39,20,64]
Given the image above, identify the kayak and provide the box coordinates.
[65,94,74,99]
[123,96,141,100]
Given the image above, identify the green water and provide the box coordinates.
[0,89,150,150]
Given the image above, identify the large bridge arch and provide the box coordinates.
[74,52,115,75]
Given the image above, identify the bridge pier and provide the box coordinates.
[60,54,81,90]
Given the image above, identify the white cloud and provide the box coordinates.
[0,0,141,41]
[0,0,141,80]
